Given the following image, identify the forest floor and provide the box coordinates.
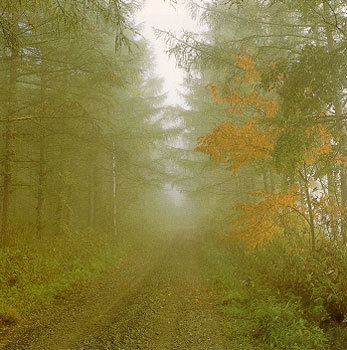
[0,237,228,350]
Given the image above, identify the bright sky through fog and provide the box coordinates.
[137,1,203,206]
[137,0,200,106]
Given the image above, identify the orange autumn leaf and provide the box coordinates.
[228,191,299,249]
[235,54,261,83]
[196,120,275,172]
[209,82,225,105]
[305,125,333,165]
[226,91,278,118]
[335,154,347,166]
[209,84,278,118]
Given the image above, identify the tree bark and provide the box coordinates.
[302,164,316,250]
[88,168,95,229]
[1,43,18,244]
[323,1,347,244]
[36,138,45,238]
[36,63,47,238]
[112,142,118,236]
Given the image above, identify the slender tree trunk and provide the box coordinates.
[88,168,95,229]
[332,96,347,244]
[112,142,118,235]
[2,120,13,242]
[327,172,338,239]
[65,184,72,228]
[341,165,347,244]
[36,138,45,238]
[1,46,18,244]
[36,64,47,238]
[302,164,316,250]
[56,194,63,234]
[55,148,64,234]
[323,1,347,244]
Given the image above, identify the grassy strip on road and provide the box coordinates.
[0,229,127,328]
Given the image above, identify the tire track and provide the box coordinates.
[2,238,228,350]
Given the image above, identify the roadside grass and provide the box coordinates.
[0,229,127,326]
[204,234,347,349]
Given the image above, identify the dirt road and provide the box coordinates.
[2,238,228,349]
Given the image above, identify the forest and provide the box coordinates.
[0,1,347,349]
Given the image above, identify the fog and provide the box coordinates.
[1,1,346,348]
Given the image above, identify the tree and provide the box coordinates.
[0,0,162,243]
[167,1,347,248]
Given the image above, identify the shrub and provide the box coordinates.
[205,233,347,349]
[248,235,347,325]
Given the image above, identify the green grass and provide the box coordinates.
[0,229,126,325]
[204,235,347,349]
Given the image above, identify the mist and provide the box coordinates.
[0,1,346,349]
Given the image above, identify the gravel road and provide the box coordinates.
[1,238,228,350]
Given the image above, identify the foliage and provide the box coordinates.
[196,121,274,172]
[0,229,126,324]
[194,51,346,248]
[250,236,347,326]
[228,191,299,248]
[204,239,331,350]
[0,0,167,240]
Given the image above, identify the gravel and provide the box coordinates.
[1,238,228,350]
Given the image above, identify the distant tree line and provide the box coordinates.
[0,0,167,244]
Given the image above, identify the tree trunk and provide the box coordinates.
[65,184,73,228]
[36,64,47,238]
[112,142,118,236]
[327,171,338,239]
[1,45,18,244]
[302,164,316,250]
[55,194,63,234]
[88,168,96,229]
[341,166,347,244]
[36,138,45,238]
[323,1,347,244]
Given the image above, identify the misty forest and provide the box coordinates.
[0,1,347,349]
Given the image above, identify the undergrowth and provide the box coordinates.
[205,233,347,349]
[0,229,126,326]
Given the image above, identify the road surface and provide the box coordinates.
[2,238,228,350]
